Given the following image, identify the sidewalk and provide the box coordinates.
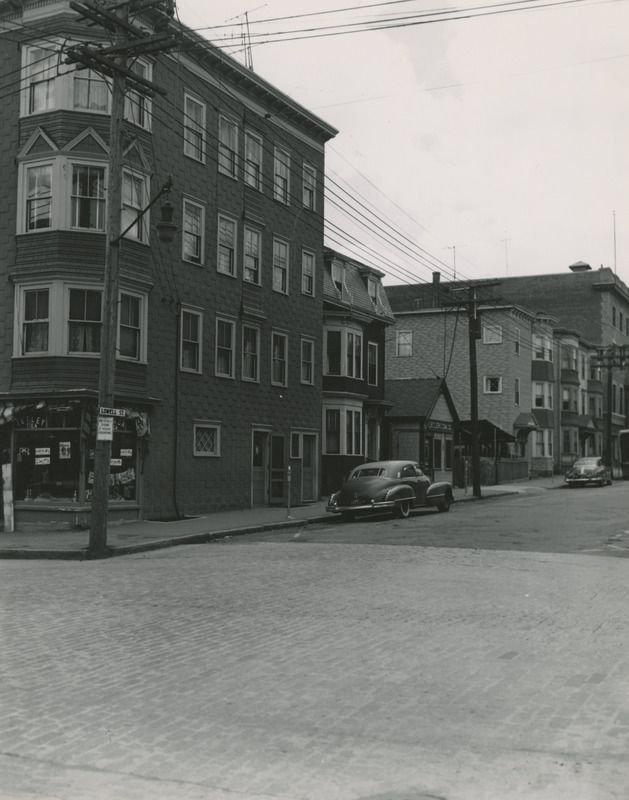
[0,475,563,559]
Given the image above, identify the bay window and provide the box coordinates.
[73,68,108,111]
[121,171,148,242]
[22,288,49,354]
[324,327,363,378]
[323,403,363,456]
[68,289,101,353]
[71,165,105,230]
[26,164,53,230]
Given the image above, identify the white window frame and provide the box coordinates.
[242,324,260,383]
[331,262,343,292]
[19,157,109,235]
[217,214,237,277]
[16,284,51,356]
[14,281,146,361]
[533,334,553,361]
[215,317,236,378]
[534,381,553,409]
[483,375,503,394]
[182,198,205,265]
[301,338,314,385]
[22,44,58,115]
[70,163,106,231]
[180,307,202,373]
[535,429,553,458]
[323,401,363,456]
[183,93,206,162]
[124,59,152,130]
[244,226,261,285]
[346,330,363,379]
[273,147,291,204]
[271,331,288,387]
[272,238,289,294]
[118,289,147,362]
[244,129,263,190]
[367,276,378,304]
[324,325,362,378]
[396,330,412,357]
[301,249,315,296]
[66,286,103,355]
[302,163,316,209]
[218,114,238,178]
[73,67,109,113]
[121,169,149,243]
[193,421,221,457]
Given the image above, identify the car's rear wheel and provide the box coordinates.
[340,511,355,522]
[438,491,452,513]
[394,500,410,519]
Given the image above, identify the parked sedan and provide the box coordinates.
[326,460,454,521]
[564,456,612,488]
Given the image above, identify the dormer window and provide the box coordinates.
[331,262,343,293]
[367,276,378,304]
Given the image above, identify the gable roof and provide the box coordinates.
[385,377,459,423]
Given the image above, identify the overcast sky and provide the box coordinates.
[175,0,629,287]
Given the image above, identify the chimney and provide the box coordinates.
[569,261,591,273]
[432,271,441,307]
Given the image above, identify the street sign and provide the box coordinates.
[99,406,126,417]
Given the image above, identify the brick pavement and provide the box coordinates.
[1,542,628,800]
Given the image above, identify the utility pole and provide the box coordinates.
[594,344,629,473]
[444,281,501,498]
[64,0,177,556]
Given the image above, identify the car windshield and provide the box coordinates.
[351,467,386,478]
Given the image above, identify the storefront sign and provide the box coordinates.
[35,456,50,465]
[35,448,50,456]
[426,420,453,433]
[120,449,133,457]
[59,442,71,459]
[97,416,114,441]
[111,458,122,467]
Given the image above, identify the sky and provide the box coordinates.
[174,0,629,287]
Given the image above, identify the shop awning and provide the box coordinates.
[459,419,515,443]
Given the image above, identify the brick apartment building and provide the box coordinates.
[321,250,395,494]
[0,0,337,529]
[385,263,626,478]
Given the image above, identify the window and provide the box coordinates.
[181,309,202,372]
[368,342,378,386]
[514,327,520,355]
[124,60,151,129]
[22,288,49,354]
[535,429,553,458]
[26,164,53,230]
[244,227,261,284]
[71,165,105,230]
[218,115,238,177]
[533,334,552,361]
[194,423,220,457]
[182,199,204,264]
[24,46,56,114]
[303,163,316,209]
[73,68,108,112]
[326,409,340,454]
[68,289,101,353]
[347,331,362,379]
[244,130,262,189]
[302,249,315,296]
[561,346,577,371]
[514,377,520,406]
[121,171,147,242]
[367,277,378,304]
[301,338,314,384]
[217,215,237,276]
[272,332,288,386]
[242,325,260,382]
[484,376,502,394]
[273,239,289,294]
[331,262,343,292]
[118,292,142,360]
[183,94,205,162]
[326,330,341,375]
[346,409,362,455]
[273,147,290,203]
[483,322,502,344]
[535,382,554,409]
[396,331,412,357]
[216,318,235,378]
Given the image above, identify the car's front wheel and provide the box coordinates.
[394,500,410,519]
[438,491,453,513]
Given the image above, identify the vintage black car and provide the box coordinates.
[326,460,454,521]
[564,456,612,487]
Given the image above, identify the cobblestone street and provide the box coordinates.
[1,541,628,799]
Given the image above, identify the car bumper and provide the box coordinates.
[326,500,396,514]
[564,476,603,485]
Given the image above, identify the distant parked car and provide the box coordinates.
[564,456,612,488]
[326,460,454,521]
